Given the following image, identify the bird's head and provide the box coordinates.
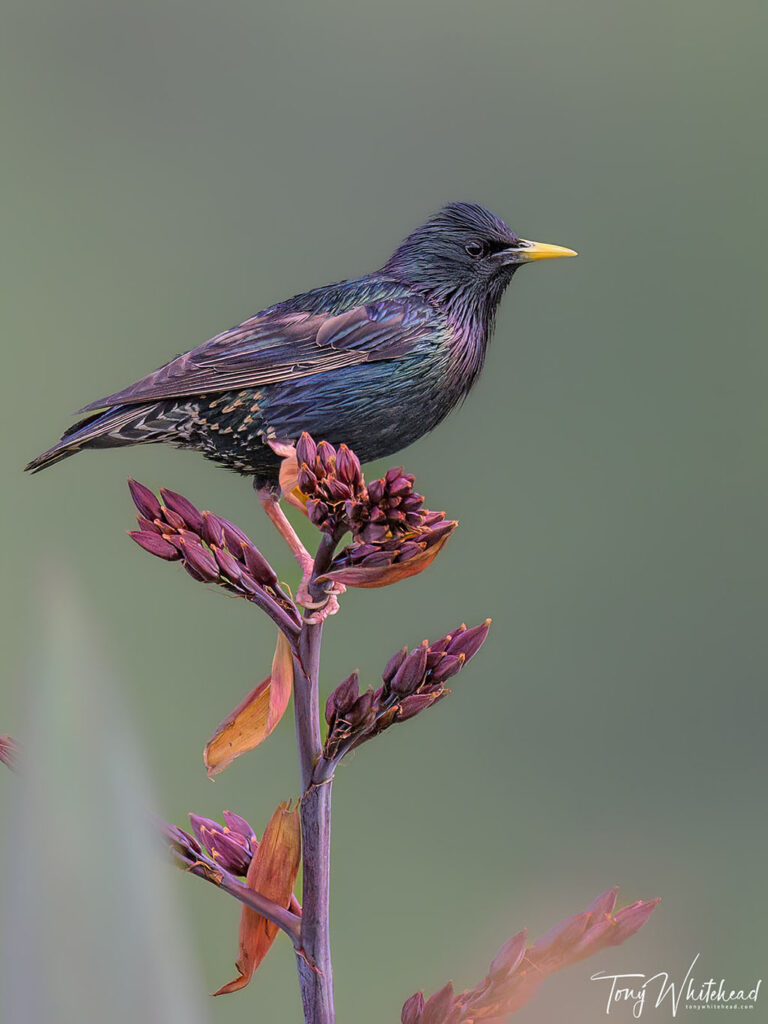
[384,201,576,319]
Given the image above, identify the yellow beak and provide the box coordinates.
[517,239,578,262]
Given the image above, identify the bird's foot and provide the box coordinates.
[256,483,345,623]
[297,569,346,624]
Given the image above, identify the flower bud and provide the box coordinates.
[128,530,181,560]
[390,643,428,695]
[128,478,162,520]
[296,432,317,467]
[325,671,360,725]
[446,619,491,662]
[429,653,465,684]
[159,487,204,532]
[382,646,408,685]
[179,537,220,581]
[214,545,243,582]
[200,510,226,547]
[396,693,437,721]
[336,444,362,487]
[242,542,278,586]
[401,991,425,1024]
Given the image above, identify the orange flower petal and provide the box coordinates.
[214,801,301,995]
[318,523,457,589]
[264,440,309,514]
[204,631,294,777]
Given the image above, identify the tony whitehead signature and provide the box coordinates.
[591,953,762,1017]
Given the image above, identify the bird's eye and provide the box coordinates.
[464,240,486,259]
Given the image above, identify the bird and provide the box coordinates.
[26,201,575,610]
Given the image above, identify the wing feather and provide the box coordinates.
[79,299,435,411]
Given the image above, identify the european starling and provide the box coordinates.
[26,201,574,614]
[26,202,575,484]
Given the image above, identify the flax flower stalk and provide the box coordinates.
[121,434,658,1024]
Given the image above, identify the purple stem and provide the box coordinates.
[170,849,302,945]
[292,531,338,1024]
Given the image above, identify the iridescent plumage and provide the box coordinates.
[26,202,575,486]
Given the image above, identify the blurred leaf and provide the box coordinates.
[0,573,208,1024]
[204,631,294,777]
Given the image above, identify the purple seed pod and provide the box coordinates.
[361,549,397,568]
[326,478,352,502]
[179,538,220,581]
[488,930,527,979]
[396,540,424,562]
[422,510,446,526]
[360,522,390,544]
[235,573,260,597]
[346,688,375,727]
[161,821,202,857]
[429,653,465,684]
[128,479,163,520]
[242,542,278,586]
[336,444,362,487]
[325,670,360,725]
[188,813,223,848]
[396,693,437,722]
[213,545,243,582]
[367,479,384,504]
[160,505,186,531]
[446,619,492,662]
[136,515,162,534]
[382,646,408,685]
[317,440,336,472]
[401,991,425,1024]
[422,521,456,548]
[128,530,181,561]
[222,810,256,841]
[221,518,253,553]
[296,431,317,467]
[200,510,226,548]
[390,643,429,695]
[188,811,257,876]
[298,465,319,493]
[421,982,455,1024]
[206,829,253,875]
[159,488,204,533]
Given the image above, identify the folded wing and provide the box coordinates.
[79,299,436,412]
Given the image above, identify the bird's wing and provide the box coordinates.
[79,298,437,411]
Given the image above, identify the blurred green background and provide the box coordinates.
[1,1,766,1020]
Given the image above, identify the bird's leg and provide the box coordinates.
[255,486,342,622]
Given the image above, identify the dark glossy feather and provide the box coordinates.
[25,202,557,484]
[78,288,436,411]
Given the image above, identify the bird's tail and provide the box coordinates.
[25,404,164,473]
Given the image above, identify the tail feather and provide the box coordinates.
[25,404,164,473]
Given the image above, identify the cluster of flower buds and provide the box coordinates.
[160,818,225,886]
[322,510,456,588]
[160,809,302,919]
[346,466,426,543]
[322,620,491,763]
[295,433,365,534]
[292,433,457,587]
[188,811,257,876]
[127,480,301,638]
[401,888,660,1023]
